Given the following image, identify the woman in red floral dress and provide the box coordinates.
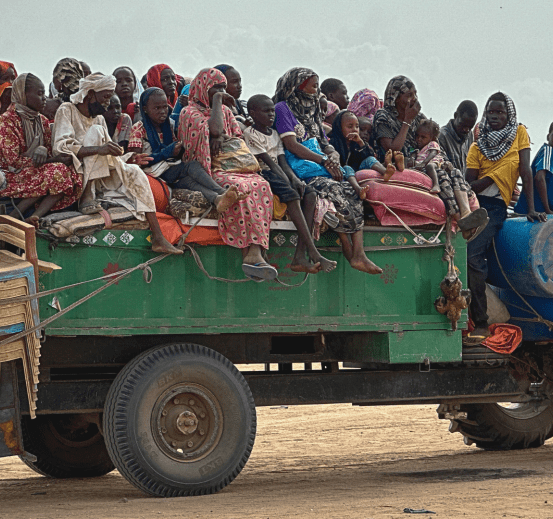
[0,73,82,224]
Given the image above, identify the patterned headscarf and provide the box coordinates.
[70,73,116,104]
[273,67,324,139]
[139,87,176,164]
[11,73,44,155]
[146,64,179,108]
[325,101,339,121]
[53,58,84,102]
[382,75,415,117]
[0,61,17,102]
[179,68,242,175]
[477,92,518,162]
[348,88,381,119]
[372,75,423,159]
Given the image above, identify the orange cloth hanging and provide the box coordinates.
[482,323,523,354]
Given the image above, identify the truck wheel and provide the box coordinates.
[103,343,256,497]
[19,414,115,478]
[449,402,553,450]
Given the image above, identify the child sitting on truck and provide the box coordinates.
[329,110,394,183]
[244,94,336,274]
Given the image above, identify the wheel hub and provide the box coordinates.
[152,383,223,462]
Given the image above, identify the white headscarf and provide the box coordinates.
[70,73,116,104]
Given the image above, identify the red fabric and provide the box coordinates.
[147,175,170,213]
[146,64,178,108]
[363,170,447,226]
[0,61,17,104]
[146,176,225,246]
[156,213,225,245]
[482,323,523,354]
[122,102,137,120]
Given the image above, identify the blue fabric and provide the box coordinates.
[284,137,346,180]
[514,143,553,214]
[170,84,191,126]
[139,87,177,165]
[342,165,356,179]
[359,156,379,170]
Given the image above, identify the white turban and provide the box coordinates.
[70,73,116,104]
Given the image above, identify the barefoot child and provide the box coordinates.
[413,119,442,193]
[244,94,337,274]
[330,110,394,197]
[414,120,487,238]
[128,87,246,214]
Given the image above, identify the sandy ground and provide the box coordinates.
[2,403,553,519]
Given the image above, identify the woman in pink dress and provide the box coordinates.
[179,68,276,281]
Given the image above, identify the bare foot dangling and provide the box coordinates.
[152,237,184,255]
[290,259,322,274]
[384,149,393,167]
[315,255,337,273]
[350,255,383,274]
[358,185,369,200]
[393,151,405,172]
[430,183,441,194]
[383,163,395,182]
[215,185,240,213]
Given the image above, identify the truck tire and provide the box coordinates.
[103,343,256,497]
[19,414,115,478]
[449,402,553,450]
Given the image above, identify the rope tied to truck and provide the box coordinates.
[0,252,170,349]
[0,209,310,348]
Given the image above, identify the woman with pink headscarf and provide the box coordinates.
[179,68,276,281]
[347,88,381,121]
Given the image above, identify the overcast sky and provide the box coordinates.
[4,0,553,145]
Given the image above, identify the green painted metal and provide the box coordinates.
[36,225,467,363]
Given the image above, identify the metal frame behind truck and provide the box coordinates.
[1,223,551,497]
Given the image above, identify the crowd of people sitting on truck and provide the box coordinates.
[0,58,551,337]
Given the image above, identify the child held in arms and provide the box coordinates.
[103,94,132,151]
[244,94,336,274]
[413,118,443,193]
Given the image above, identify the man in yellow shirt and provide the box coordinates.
[465,92,546,340]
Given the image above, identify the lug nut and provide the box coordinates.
[189,399,195,406]
[200,412,206,419]
[171,441,177,447]
[162,410,167,416]
[199,429,205,436]
[174,398,180,405]
[187,441,193,448]
[161,427,167,433]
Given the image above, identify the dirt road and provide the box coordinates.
[2,403,553,518]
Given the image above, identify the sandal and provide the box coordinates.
[242,262,278,281]
[458,208,489,231]
[466,217,490,243]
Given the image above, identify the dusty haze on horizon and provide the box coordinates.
[3,0,552,145]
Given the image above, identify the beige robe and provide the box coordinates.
[52,103,155,220]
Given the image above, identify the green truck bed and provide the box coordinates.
[35,221,467,364]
